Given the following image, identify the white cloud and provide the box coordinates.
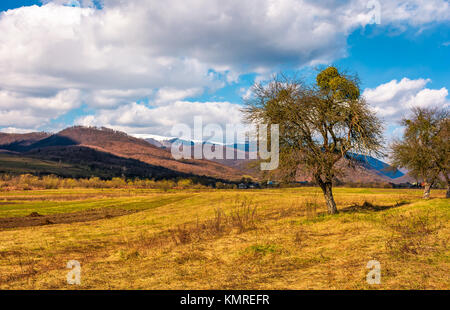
[0,89,82,128]
[0,127,39,134]
[87,88,153,108]
[364,77,450,144]
[154,88,203,105]
[75,101,245,136]
[364,77,450,122]
[0,0,449,132]
[240,87,254,101]
[379,0,450,26]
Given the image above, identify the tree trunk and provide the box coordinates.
[320,182,338,214]
[444,175,450,199]
[423,182,431,199]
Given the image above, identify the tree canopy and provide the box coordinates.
[391,107,449,198]
[243,67,384,214]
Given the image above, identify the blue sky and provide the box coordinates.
[0,0,40,11]
[0,0,449,141]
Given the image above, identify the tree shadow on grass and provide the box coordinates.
[340,201,409,214]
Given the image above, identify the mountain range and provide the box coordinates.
[0,126,411,185]
[0,127,243,182]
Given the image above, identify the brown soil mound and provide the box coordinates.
[28,212,43,217]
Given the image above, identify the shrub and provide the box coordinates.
[177,179,193,189]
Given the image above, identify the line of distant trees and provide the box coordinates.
[0,174,211,191]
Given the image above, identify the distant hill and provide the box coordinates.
[347,153,404,179]
[0,126,245,181]
[145,137,163,148]
[0,132,51,152]
[149,136,409,184]
[149,138,260,176]
[294,155,412,185]
[0,152,92,177]
[0,126,412,185]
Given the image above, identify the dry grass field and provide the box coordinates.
[0,187,448,290]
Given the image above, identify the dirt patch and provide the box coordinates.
[28,212,43,217]
[0,201,17,206]
[0,193,136,202]
[0,208,138,230]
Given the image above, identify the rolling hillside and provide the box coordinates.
[0,132,51,152]
[0,152,91,177]
[146,138,259,176]
[149,138,410,185]
[0,126,411,184]
[0,127,245,181]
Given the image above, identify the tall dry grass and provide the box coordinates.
[169,199,259,245]
[384,211,447,258]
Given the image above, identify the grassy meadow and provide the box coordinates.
[0,187,448,289]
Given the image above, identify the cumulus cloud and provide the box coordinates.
[0,89,82,127]
[363,77,450,122]
[240,87,254,101]
[41,0,99,8]
[0,127,37,134]
[154,88,203,105]
[379,0,450,26]
[75,101,244,136]
[0,0,449,133]
[86,89,153,108]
